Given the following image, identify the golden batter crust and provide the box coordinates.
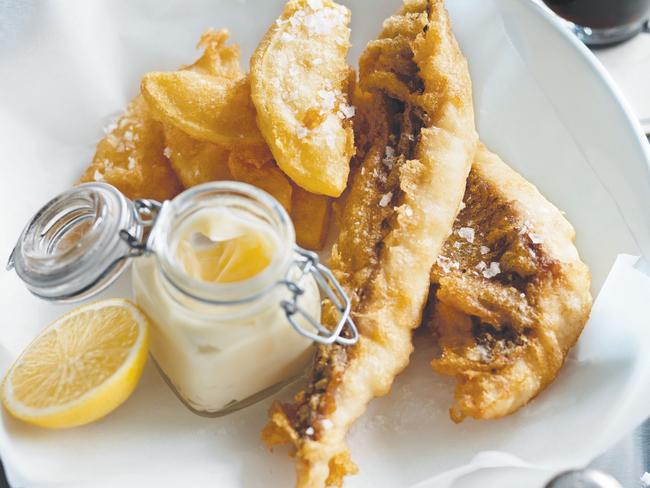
[429,143,592,422]
[262,1,477,486]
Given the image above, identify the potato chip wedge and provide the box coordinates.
[163,124,232,188]
[227,151,293,212]
[141,72,264,147]
[186,29,242,79]
[80,96,182,201]
[227,143,275,169]
[290,186,330,250]
[250,0,354,197]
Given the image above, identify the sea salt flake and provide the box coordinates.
[475,261,487,272]
[123,130,134,142]
[93,170,104,182]
[281,32,294,42]
[339,104,355,119]
[289,11,305,27]
[437,255,460,273]
[453,241,462,249]
[529,233,544,244]
[305,427,315,436]
[325,133,335,148]
[103,121,117,135]
[303,8,342,35]
[297,126,309,139]
[459,201,466,211]
[307,0,323,9]
[468,344,491,362]
[318,89,337,110]
[457,227,475,243]
[482,262,501,279]
[382,146,395,169]
[163,147,172,158]
[378,192,393,208]
[403,205,413,217]
[480,245,490,255]
[127,156,137,170]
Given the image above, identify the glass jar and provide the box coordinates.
[132,183,321,414]
[8,181,358,415]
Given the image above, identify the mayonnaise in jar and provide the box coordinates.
[132,183,320,414]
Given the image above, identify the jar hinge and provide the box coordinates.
[119,199,163,257]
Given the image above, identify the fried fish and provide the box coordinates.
[429,143,592,422]
[262,1,477,485]
[81,29,242,200]
[79,96,182,202]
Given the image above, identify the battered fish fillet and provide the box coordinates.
[81,29,240,200]
[429,143,592,422]
[80,96,182,201]
[262,1,477,486]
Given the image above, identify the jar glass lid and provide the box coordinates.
[7,183,140,301]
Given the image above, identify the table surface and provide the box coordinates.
[589,417,650,487]
[588,25,650,488]
[0,3,648,488]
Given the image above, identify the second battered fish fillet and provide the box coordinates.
[80,96,182,202]
[429,143,592,422]
[81,29,240,200]
[262,1,477,486]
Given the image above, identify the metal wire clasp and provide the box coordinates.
[119,199,164,256]
[280,247,358,346]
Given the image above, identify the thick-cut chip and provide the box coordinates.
[185,29,242,79]
[291,186,330,250]
[80,96,182,201]
[227,151,293,212]
[141,72,264,147]
[163,124,231,188]
[250,0,355,197]
[227,142,275,169]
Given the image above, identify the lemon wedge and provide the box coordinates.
[2,299,149,428]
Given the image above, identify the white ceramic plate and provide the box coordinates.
[1,0,649,487]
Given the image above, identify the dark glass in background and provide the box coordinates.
[543,0,650,46]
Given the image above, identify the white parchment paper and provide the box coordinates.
[1,0,650,487]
